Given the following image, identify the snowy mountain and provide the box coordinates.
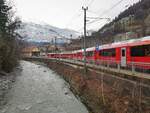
[16,22,80,43]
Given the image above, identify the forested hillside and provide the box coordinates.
[0,0,21,72]
[91,0,150,45]
[69,0,150,49]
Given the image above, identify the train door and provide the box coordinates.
[121,48,126,67]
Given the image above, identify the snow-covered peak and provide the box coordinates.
[17,22,80,43]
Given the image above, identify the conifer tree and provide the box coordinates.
[0,0,21,72]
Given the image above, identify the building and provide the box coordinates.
[21,46,40,57]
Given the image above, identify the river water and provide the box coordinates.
[0,61,88,113]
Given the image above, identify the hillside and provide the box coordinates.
[16,22,80,43]
[92,0,150,45]
[69,0,150,49]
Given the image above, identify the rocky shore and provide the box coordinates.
[0,67,21,109]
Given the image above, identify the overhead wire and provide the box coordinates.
[66,0,96,32]
[86,0,125,26]
[67,0,137,33]
[76,0,95,33]
[87,10,99,16]
[86,0,95,8]
[65,0,90,31]
[65,9,82,28]
[74,0,91,33]
[97,0,125,17]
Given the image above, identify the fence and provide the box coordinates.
[84,59,150,74]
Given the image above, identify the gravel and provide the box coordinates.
[0,67,21,109]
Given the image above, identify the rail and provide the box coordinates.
[24,56,150,80]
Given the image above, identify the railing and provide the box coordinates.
[66,58,150,74]
[126,62,150,74]
[87,59,150,74]
[24,56,150,75]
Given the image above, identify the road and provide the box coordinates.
[0,61,88,113]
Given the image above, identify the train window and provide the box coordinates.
[131,44,150,57]
[86,51,94,57]
[99,51,101,56]
[101,48,116,57]
[122,49,125,57]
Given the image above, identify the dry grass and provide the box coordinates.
[47,61,150,113]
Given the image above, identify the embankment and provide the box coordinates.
[46,60,150,113]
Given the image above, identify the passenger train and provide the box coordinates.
[47,36,150,70]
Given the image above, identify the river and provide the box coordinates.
[0,61,88,113]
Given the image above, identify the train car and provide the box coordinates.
[47,36,150,71]
[97,36,150,69]
[47,53,60,58]
[86,47,96,63]
[96,45,117,66]
[60,52,72,59]
[73,49,83,61]
[47,53,56,58]
[125,36,150,69]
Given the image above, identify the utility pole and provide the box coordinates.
[54,36,57,58]
[54,36,57,50]
[82,6,88,75]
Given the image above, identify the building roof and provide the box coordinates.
[22,46,40,53]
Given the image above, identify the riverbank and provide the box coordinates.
[0,67,21,109]
[46,60,150,113]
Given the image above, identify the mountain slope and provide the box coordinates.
[16,22,80,43]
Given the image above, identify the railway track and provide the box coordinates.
[24,57,150,80]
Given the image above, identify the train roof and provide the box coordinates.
[60,51,74,54]
[73,49,83,53]
[99,36,150,50]
[73,47,96,53]
[47,53,56,54]
[48,36,150,54]
[86,47,96,51]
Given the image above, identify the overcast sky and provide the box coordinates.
[13,0,140,32]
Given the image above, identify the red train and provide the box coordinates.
[47,36,150,70]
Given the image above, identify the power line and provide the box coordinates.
[97,0,125,17]
[65,0,96,32]
[87,17,111,25]
[87,0,95,8]
[65,0,89,30]
[65,9,82,28]
[83,0,88,7]
[86,0,125,26]
[87,10,99,15]
[87,17,110,20]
